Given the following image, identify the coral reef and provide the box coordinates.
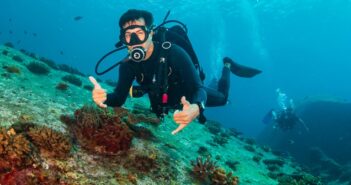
[62,74,82,87]
[57,64,85,77]
[27,126,71,159]
[125,154,158,174]
[276,173,322,185]
[26,61,50,75]
[191,156,239,185]
[252,155,262,163]
[0,167,63,185]
[12,55,24,63]
[191,155,218,181]
[56,82,69,91]
[115,172,138,185]
[39,57,58,70]
[60,105,133,155]
[212,133,230,146]
[197,146,211,157]
[20,49,39,60]
[205,120,223,135]
[211,168,239,185]
[2,65,20,74]
[0,127,34,173]
[244,145,256,153]
[225,161,240,171]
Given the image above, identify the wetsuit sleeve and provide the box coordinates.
[169,45,207,104]
[105,62,135,107]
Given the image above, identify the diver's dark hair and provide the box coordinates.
[119,9,154,29]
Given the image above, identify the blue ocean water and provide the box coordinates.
[1,0,350,138]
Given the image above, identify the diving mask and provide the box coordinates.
[120,25,151,46]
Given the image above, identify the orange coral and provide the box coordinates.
[27,126,71,159]
[211,168,239,185]
[0,127,34,173]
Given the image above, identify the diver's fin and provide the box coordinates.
[223,57,262,78]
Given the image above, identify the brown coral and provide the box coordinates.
[2,65,21,74]
[60,105,133,155]
[27,126,71,159]
[211,168,239,185]
[129,155,158,173]
[191,155,218,181]
[56,82,69,91]
[0,127,34,172]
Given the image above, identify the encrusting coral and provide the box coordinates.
[0,127,34,173]
[60,105,133,155]
[27,126,72,159]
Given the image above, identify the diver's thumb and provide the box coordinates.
[89,76,101,89]
[181,96,190,110]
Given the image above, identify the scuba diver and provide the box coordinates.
[264,88,309,131]
[89,9,262,135]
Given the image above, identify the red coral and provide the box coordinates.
[60,105,133,155]
[0,167,63,185]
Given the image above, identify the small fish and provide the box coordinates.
[9,18,12,22]
[288,139,295,144]
[24,30,28,34]
[60,51,64,55]
[33,33,37,37]
[74,16,83,21]
[9,30,13,34]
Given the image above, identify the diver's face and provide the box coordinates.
[122,18,153,51]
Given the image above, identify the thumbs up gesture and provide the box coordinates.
[172,96,200,135]
[89,76,107,108]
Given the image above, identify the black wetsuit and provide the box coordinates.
[105,42,231,121]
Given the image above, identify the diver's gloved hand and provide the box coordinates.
[172,96,200,135]
[89,76,107,108]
